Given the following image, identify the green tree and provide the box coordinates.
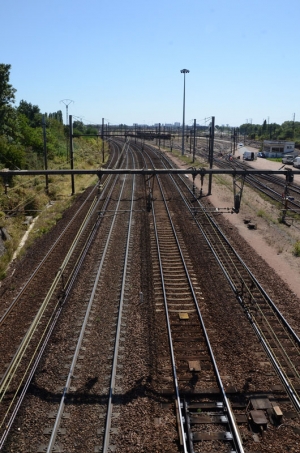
[0,135,25,170]
[0,64,16,135]
[17,100,41,127]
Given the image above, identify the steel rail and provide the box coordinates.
[102,148,136,453]
[0,194,101,401]
[146,149,244,453]
[0,168,121,448]
[161,150,300,345]
[46,143,133,452]
[0,188,98,325]
[162,158,300,412]
[223,158,300,212]
[0,142,127,446]
[0,145,121,326]
[199,150,300,213]
[150,184,188,453]
[0,190,107,435]
[141,148,188,451]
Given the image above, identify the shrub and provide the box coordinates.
[292,241,300,257]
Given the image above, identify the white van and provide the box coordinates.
[293,157,300,168]
[243,151,256,161]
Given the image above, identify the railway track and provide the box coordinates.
[187,137,300,215]
[171,136,300,217]
[42,146,137,452]
[158,150,300,409]
[0,138,300,452]
[0,143,125,447]
[148,155,244,452]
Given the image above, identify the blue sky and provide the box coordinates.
[1,0,299,127]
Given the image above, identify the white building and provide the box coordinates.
[263,140,295,157]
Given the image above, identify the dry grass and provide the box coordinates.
[0,142,107,279]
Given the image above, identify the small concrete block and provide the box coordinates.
[252,434,260,442]
[189,360,201,372]
[273,405,283,422]
[154,417,162,427]
[179,312,189,320]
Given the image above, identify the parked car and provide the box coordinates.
[282,155,295,164]
[293,156,300,168]
[257,152,266,158]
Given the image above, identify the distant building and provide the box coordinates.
[263,140,295,157]
[174,122,180,127]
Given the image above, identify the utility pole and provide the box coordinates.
[101,118,105,163]
[193,119,196,163]
[232,128,237,156]
[42,115,49,194]
[158,123,161,150]
[208,116,215,195]
[180,69,190,155]
[69,115,75,195]
[60,100,74,161]
[293,113,295,140]
[60,99,74,125]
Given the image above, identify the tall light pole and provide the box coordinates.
[180,69,189,155]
